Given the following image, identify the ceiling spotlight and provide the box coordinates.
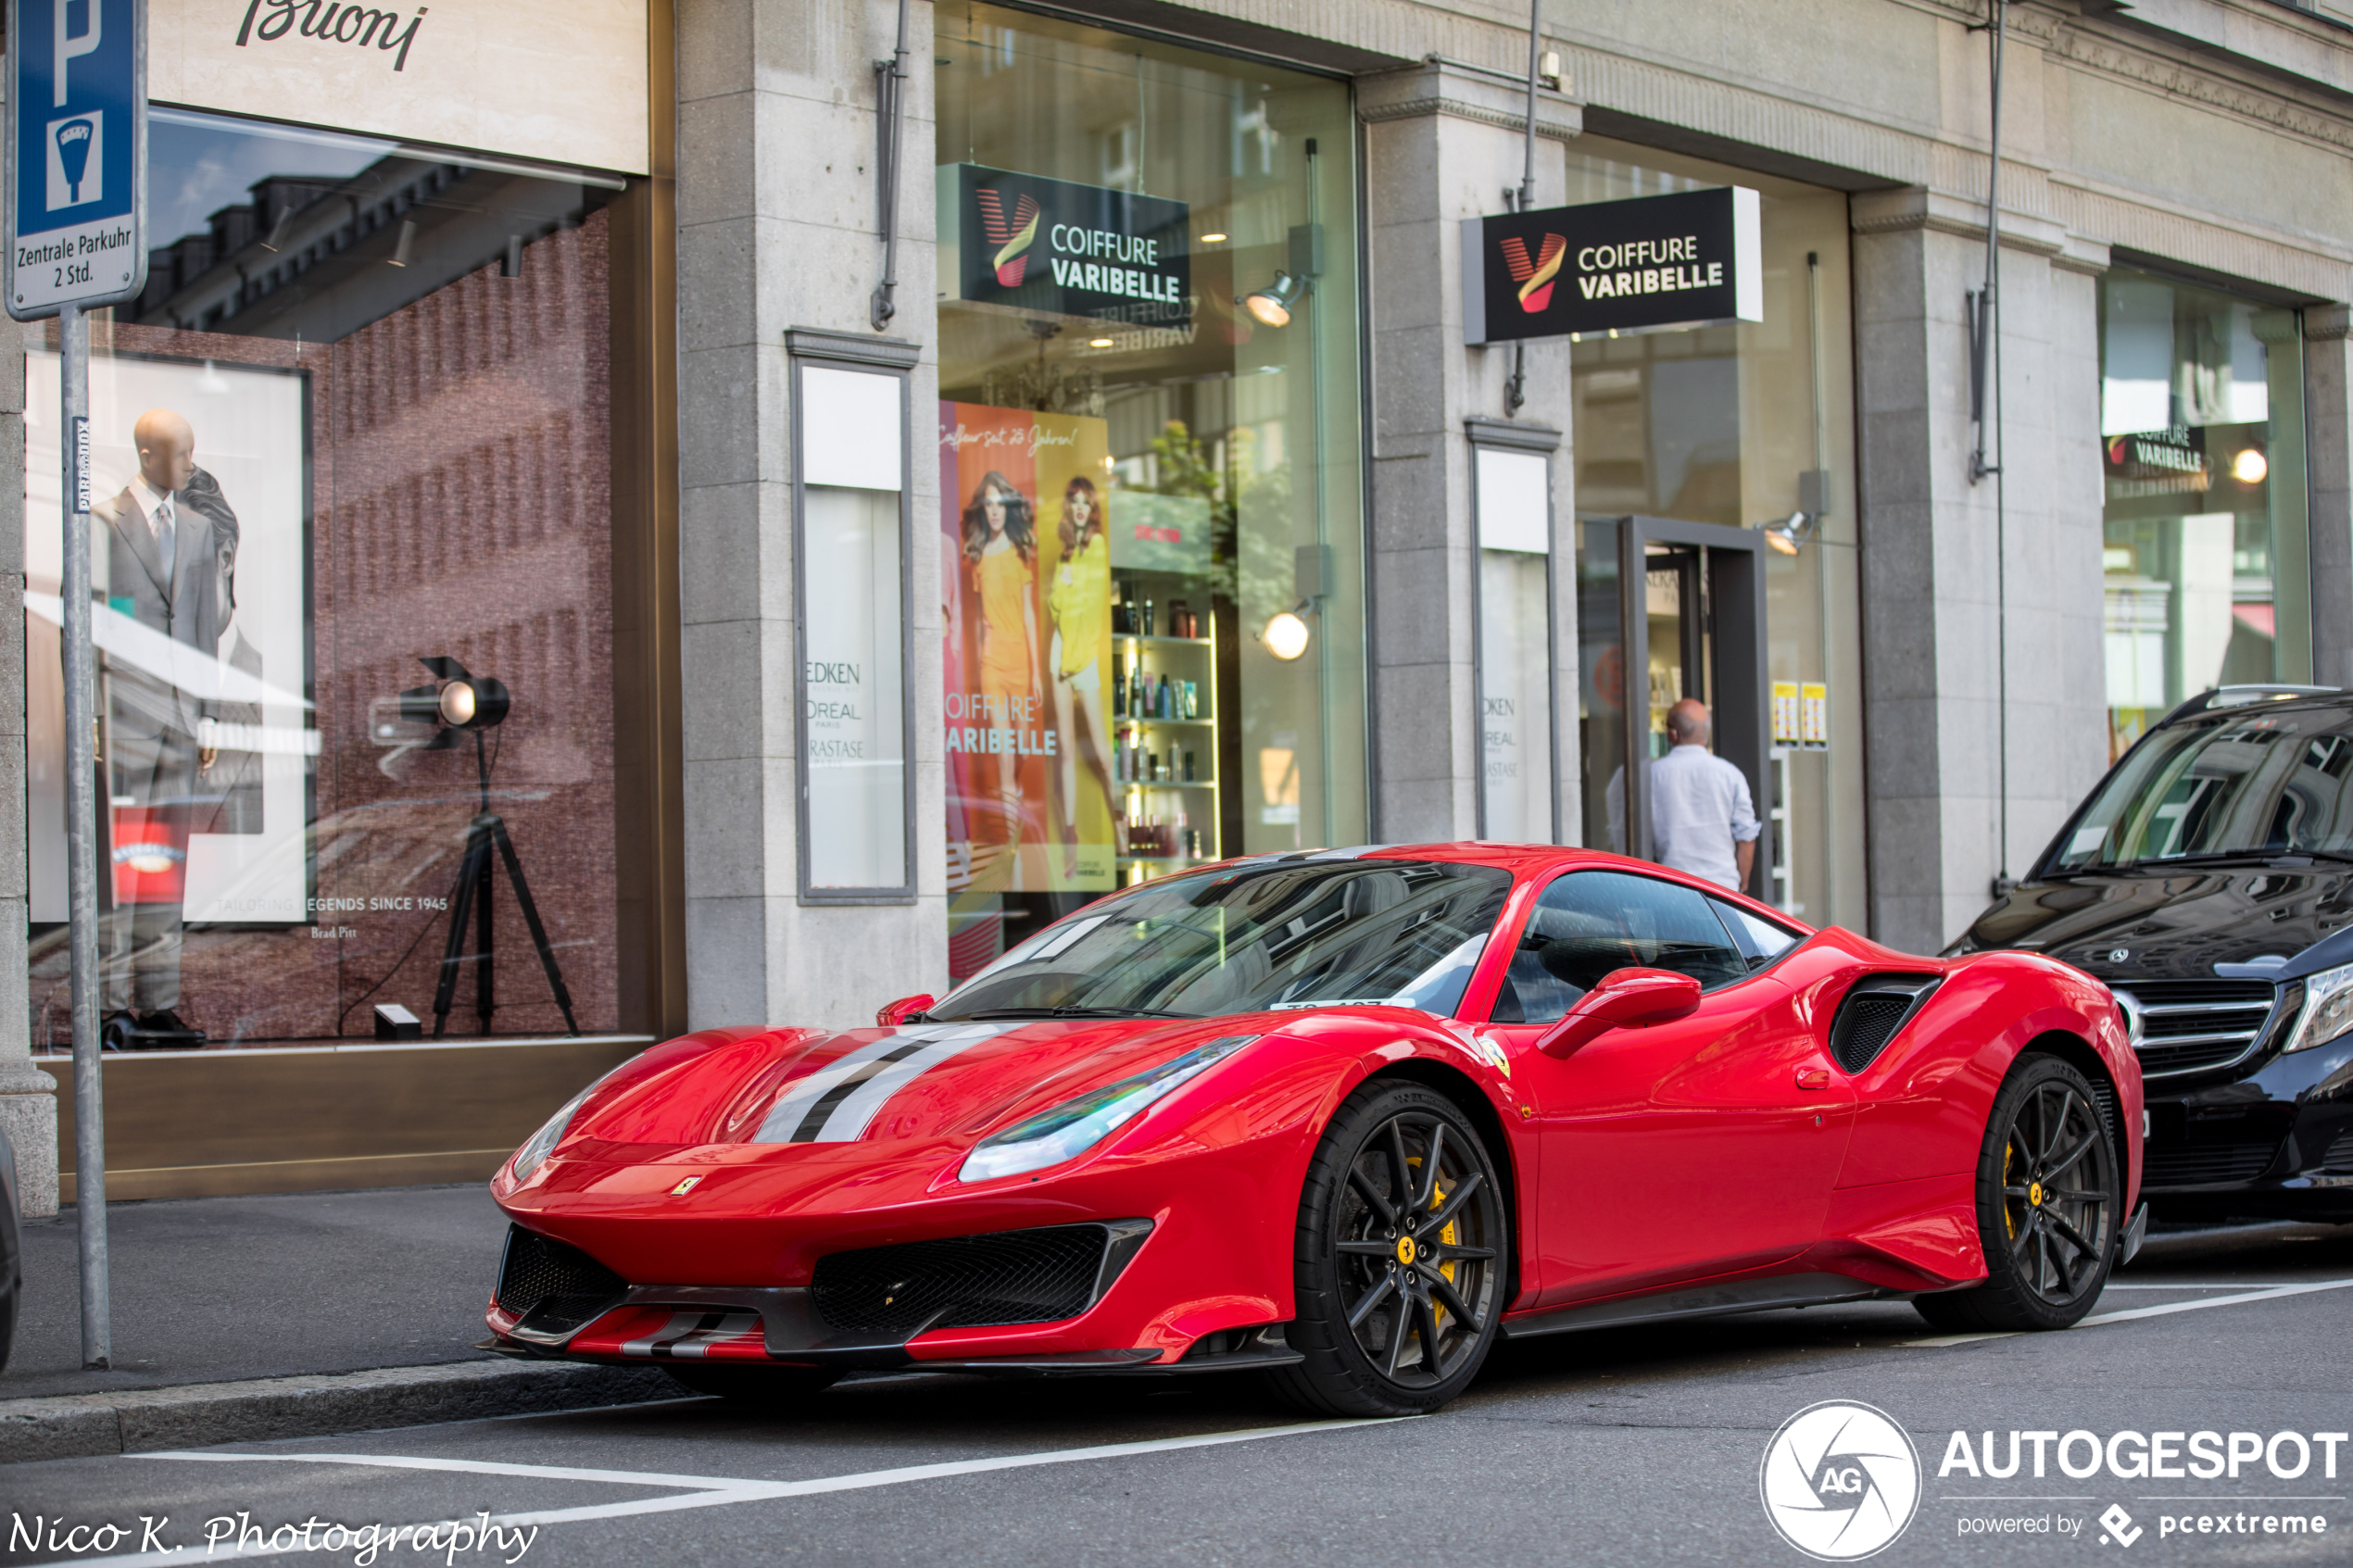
[1200,232,1227,244]
[1244,270,1308,329]
[2233,447,2269,485]
[1264,608,1312,661]
[1088,335,1114,348]
[388,218,416,268]
[1763,509,1815,557]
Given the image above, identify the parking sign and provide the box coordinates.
[7,0,145,319]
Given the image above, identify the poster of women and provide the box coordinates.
[940,402,1116,892]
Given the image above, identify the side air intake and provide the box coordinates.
[1827,975,1941,1073]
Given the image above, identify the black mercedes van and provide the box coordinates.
[1951,684,2353,1223]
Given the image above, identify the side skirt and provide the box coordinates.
[1500,1273,1904,1340]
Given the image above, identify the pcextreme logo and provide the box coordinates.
[1760,1400,1923,1561]
[975,186,1039,286]
[1500,232,1567,314]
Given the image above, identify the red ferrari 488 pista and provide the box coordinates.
[486,845,2142,1415]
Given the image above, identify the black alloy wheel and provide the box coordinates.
[1915,1055,2119,1333]
[1266,1081,1509,1416]
[662,1363,842,1405]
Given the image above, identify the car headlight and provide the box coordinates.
[958,1035,1258,1184]
[510,1077,607,1182]
[2285,963,2353,1055]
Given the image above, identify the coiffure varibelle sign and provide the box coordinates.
[938,163,1191,327]
[1463,185,1761,345]
[147,0,649,174]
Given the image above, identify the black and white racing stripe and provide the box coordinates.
[750,1022,1011,1144]
[618,1311,762,1359]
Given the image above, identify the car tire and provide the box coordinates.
[1914,1053,2120,1334]
[1265,1080,1509,1417]
[662,1363,842,1405]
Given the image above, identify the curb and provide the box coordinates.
[0,1359,681,1465]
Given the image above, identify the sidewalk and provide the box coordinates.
[3,1185,673,1459]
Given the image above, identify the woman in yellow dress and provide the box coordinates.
[961,471,1039,850]
[1047,476,1114,880]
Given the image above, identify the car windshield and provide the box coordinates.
[2047,706,2353,872]
[930,859,1513,1022]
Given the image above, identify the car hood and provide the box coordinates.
[1960,865,2353,984]
[549,1012,1293,1166]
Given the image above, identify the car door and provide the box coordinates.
[1479,870,1856,1308]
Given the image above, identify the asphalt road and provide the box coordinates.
[5,1186,509,1400]
[7,1221,2352,1567]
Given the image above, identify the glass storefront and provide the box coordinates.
[935,3,1367,980]
[2098,268,2309,760]
[1565,137,1864,927]
[24,107,652,1048]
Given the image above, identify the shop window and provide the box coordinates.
[935,3,1366,981]
[24,108,644,1047]
[2098,269,2309,761]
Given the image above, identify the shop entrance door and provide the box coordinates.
[1577,516,1770,895]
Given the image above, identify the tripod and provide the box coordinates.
[432,729,580,1037]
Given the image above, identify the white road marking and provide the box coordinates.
[1902,1275,2353,1348]
[51,1418,1402,1568]
[2101,1282,2311,1290]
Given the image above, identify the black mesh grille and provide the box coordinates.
[495,1225,629,1334]
[2145,1141,2281,1186]
[811,1223,1112,1336]
[2323,1128,2353,1173]
[1828,977,1937,1073]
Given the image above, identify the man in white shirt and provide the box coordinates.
[1645,698,1761,892]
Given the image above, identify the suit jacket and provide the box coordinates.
[94,466,241,744]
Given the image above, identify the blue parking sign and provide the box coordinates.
[7,0,145,319]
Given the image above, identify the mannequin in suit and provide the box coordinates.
[91,408,242,1039]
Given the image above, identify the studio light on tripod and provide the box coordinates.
[399,656,510,747]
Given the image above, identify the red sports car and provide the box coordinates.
[485,845,2143,1415]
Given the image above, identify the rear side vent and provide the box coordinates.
[1828,976,1941,1073]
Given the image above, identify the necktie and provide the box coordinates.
[155,495,176,583]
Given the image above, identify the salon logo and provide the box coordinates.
[1501,232,1567,313]
[975,187,1039,287]
[1760,1400,1921,1560]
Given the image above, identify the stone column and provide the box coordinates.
[2307,307,2353,691]
[1356,60,1579,844]
[674,0,945,1032]
[0,325,56,1216]
[1851,189,2108,954]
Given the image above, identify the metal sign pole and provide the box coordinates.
[7,0,148,1373]
[58,302,107,1367]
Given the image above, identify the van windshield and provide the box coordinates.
[2047,708,2353,872]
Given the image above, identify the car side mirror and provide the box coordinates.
[1535,968,1703,1059]
[875,993,936,1027]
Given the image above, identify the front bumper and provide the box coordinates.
[2143,1034,2353,1220]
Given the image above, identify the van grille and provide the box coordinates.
[2114,979,2279,1079]
[2145,1140,2281,1187]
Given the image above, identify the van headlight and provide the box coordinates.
[959,1035,1257,1184]
[2285,964,2353,1055]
